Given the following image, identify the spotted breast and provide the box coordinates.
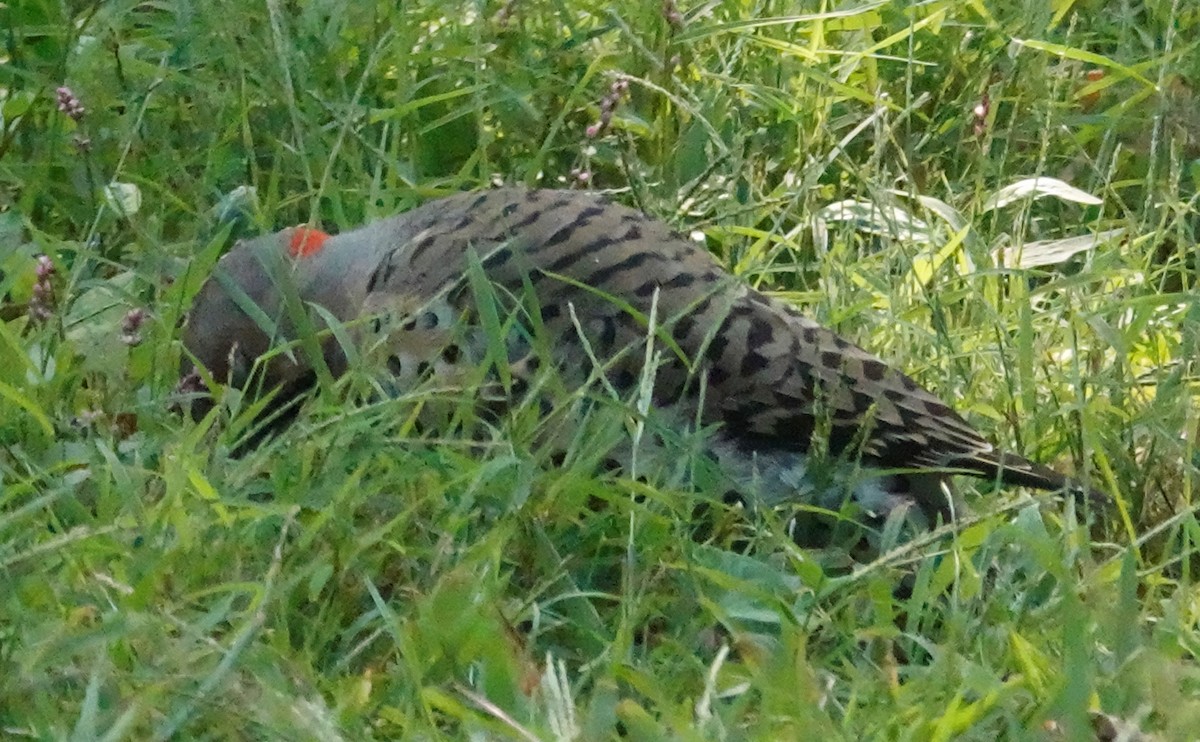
[181,187,1101,522]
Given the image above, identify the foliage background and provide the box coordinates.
[1,0,1197,738]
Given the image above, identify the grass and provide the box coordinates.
[2,0,1198,738]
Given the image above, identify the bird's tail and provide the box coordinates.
[953,450,1108,506]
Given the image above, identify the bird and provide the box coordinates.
[181,187,1101,525]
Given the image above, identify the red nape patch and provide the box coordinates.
[287,227,330,258]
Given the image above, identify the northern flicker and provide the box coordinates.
[182,187,1100,522]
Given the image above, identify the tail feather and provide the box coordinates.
[953,450,1108,506]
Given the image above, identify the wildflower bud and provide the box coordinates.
[36,254,55,280]
[662,0,684,29]
[586,76,628,139]
[29,254,58,324]
[171,370,208,415]
[55,86,86,121]
[120,308,147,347]
[972,93,990,138]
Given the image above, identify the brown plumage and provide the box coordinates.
[182,187,1101,521]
